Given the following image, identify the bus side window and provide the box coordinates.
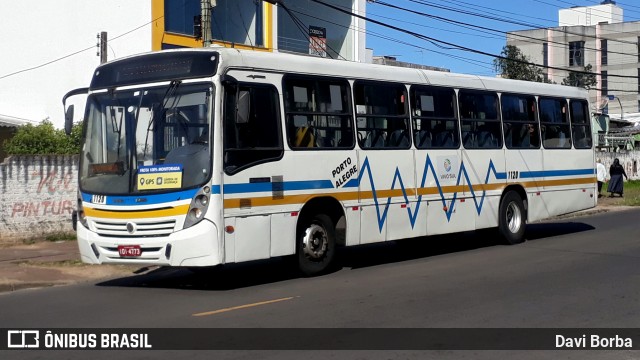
[569,99,592,149]
[501,94,539,149]
[410,86,458,150]
[540,97,571,149]
[459,90,501,149]
[355,81,410,150]
[283,76,354,150]
[223,83,283,174]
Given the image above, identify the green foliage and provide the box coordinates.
[493,45,548,83]
[602,180,640,206]
[2,120,83,155]
[45,232,77,242]
[561,64,597,89]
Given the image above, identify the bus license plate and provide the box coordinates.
[118,245,141,257]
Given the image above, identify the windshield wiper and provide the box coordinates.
[143,80,181,159]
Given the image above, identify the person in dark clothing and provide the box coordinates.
[607,158,628,197]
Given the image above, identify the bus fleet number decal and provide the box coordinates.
[333,157,357,188]
[508,171,519,180]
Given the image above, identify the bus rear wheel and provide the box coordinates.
[297,214,336,276]
[498,191,526,245]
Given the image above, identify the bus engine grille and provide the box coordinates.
[92,219,176,238]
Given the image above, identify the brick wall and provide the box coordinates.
[0,155,78,245]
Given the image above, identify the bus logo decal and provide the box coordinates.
[444,159,452,172]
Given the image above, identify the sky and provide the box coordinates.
[365,0,640,76]
[2,0,640,128]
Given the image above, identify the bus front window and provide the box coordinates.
[80,83,213,195]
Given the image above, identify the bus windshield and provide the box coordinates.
[80,82,213,195]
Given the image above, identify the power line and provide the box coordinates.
[280,1,348,60]
[0,16,163,81]
[439,0,640,35]
[279,0,495,72]
[410,0,639,46]
[290,8,496,71]
[334,0,640,79]
[367,10,504,41]
[378,0,639,58]
[0,45,95,81]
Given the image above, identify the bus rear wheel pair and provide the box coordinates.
[498,191,527,245]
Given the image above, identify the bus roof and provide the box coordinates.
[217,47,588,99]
[101,46,588,100]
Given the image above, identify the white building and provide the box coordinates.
[507,0,640,116]
[0,0,366,129]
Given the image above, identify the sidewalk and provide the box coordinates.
[0,240,139,293]
[0,203,634,293]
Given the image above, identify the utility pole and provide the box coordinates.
[97,31,108,64]
[201,0,213,46]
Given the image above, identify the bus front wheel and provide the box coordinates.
[297,214,336,276]
[498,191,526,245]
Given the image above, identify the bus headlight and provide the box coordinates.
[189,208,203,219]
[184,187,210,229]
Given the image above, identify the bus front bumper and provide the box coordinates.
[77,220,220,267]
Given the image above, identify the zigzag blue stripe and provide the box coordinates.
[358,155,506,232]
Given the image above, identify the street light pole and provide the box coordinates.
[616,97,623,121]
[608,95,623,121]
[201,0,213,46]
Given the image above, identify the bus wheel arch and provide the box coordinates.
[295,197,344,276]
[498,185,527,245]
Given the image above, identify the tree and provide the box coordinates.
[561,64,597,90]
[493,45,548,82]
[2,119,83,155]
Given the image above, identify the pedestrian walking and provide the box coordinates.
[596,158,606,198]
[607,158,628,197]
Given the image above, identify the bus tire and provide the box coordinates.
[498,191,526,245]
[297,214,336,276]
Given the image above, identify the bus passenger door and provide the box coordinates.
[221,72,291,264]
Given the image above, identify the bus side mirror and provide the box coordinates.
[62,87,89,135]
[64,105,74,135]
[236,90,250,124]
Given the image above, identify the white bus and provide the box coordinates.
[64,47,596,275]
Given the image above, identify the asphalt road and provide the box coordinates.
[2,208,640,359]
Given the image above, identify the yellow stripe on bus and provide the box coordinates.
[223,177,596,209]
[84,204,190,219]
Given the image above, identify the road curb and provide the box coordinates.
[0,281,63,293]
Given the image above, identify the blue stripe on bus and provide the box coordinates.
[223,180,334,194]
[220,168,593,195]
[81,166,593,210]
[520,168,595,178]
[81,188,199,206]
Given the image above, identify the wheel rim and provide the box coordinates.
[506,201,522,233]
[302,223,328,260]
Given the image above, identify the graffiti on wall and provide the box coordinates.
[33,170,75,194]
[8,169,76,218]
[11,200,74,218]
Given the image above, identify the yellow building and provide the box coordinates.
[152,0,367,62]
